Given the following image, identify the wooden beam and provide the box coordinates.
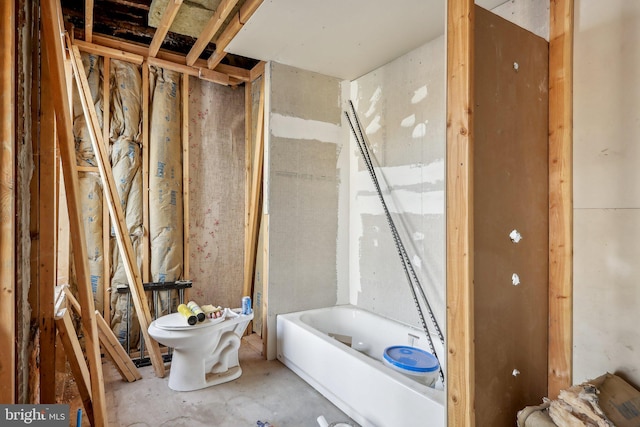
[0,0,15,404]
[207,0,263,70]
[142,61,150,282]
[85,0,94,43]
[43,3,109,424]
[102,55,111,323]
[96,311,142,382]
[186,0,240,66]
[39,45,58,404]
[446,0,475,425]
[74,39,144,65]
[198,67,231,86]
[86,33,251,82]
[182,73,190,281]
[55,309,94,424]
[250,61,265,82]
[69,43,166,378]
[548,0,574,399]
[242,78,264,306]
[148,0,183,58]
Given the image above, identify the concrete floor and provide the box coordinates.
[103,335,359,427]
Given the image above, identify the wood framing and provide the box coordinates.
[85,0,94,43]
[75,39,144,65]
[102,55,111,323]
[0,0,16,404]
[96,311,142,382]
[548,0,574,398]
[69,43,166,378]
[86,33,251,82]
[41,1,108,424]
[55,309,93,423]
[242,77,265,305]
[182,73,190,281]
[207,0,264,70]
[142,61,150,282]
[186,0,240,66]
[149,0,183,58]
[38,45,58,404]
[446,0,475,426]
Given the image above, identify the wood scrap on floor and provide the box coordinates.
[518,373,640,427]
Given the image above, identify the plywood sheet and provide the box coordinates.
[473,6,549,426]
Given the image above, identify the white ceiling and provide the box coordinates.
[227,0,508,80]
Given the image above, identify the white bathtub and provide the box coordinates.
[276,305,445,427]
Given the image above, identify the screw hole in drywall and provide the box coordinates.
[509,229,522,243]
[512,273,521,286]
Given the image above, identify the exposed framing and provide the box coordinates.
[446,0,475,425]
[148,0,183,58]
[182,73,190,284]
[548,0,574,398]
[41,0,108,423]
[0,0,16,404]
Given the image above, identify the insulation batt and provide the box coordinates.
[149,66,184,314]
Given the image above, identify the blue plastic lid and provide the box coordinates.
[383,346,439,373]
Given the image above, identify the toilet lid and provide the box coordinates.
[153,312,226,331]
[383,346,439,373]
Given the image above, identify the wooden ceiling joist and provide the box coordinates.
[207,0,263,70]
[85,0,94,42]
[186,0,240,66]
[149,0,183,58]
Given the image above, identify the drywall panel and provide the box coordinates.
[266,62,342,359]
[473,7,549,425]
[227,0,507,80]
[574,0,640,209]
[349,36,446,333]
[573,0,640,388]
[188,76,245,308]
[490,0,550,40]
[574,209,640,385]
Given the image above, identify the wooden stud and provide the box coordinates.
[85,0,94,43]
[102,55,111,323]
[548,0,574,399]
[0,0,15,404]
[142,61,150,282]
[56,161,71,286]
[446,0,475,425]
[148,56,197,77]
[148,0,184,58]
[69,43,166,378]
[261,213,269,357]
[39,44,58,404]
[55,309,94,423]
[74,39,144,65]
[186,0,240,66]
[42,2,109,425]
[242,78,265,307]
[96,311,142,382]
[182,73,190,281]
[243,77,253,307]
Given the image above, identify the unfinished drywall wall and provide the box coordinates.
[265,62,343,359]
[349,35,446,333]
[490,0,550,40]
[188,76,245,308]
[573,0,640,387]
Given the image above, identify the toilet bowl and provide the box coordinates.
[148,308,253,391]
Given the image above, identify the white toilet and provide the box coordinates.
[148,308,254,391]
